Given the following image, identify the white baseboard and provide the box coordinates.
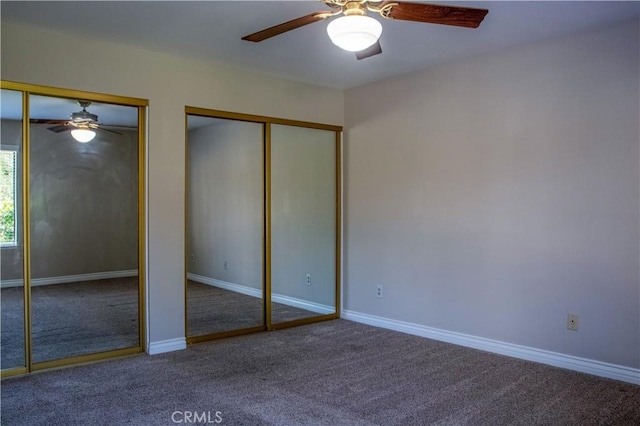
[0,270,139,288]
[187,273,335,315]
[341,310,640,385]
[148,338,186,355]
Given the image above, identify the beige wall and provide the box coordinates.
[344,20,639,368]
[0,22,343,347]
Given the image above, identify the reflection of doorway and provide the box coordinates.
[185,108,341,343]
[0,83,147,376]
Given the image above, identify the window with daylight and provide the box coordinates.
[0,148,18,246]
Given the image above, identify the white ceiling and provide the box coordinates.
[2,1,639,91]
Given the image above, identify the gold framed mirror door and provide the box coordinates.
[269,123,340,329]
[0,88,26,374]
[185,107,341,342]
[0,81,147,376]
[185,114,266,342]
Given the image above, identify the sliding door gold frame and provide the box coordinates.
[335,131,342,316]
[264,123,272,330]
[183,113,189,340]
[22,90,32,373]
[0,80,147,376]
[137,105,147,352]
[0,81,147,108]
[187,326,267,344]
[32,347,142,372]
[184,106,342,342]
[185,107,341,132]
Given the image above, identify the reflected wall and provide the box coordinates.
[270,124,337,324]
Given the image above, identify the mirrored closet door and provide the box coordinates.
[184,107,341,342]
[270,124,338,326]
[186,115,265,340]
[28,94,141,364]
[1,81,147,376]
[0,89,26,372]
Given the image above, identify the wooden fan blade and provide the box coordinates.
[98,127,122,136]
[30,119,67,125]
[47,125,71,133]
[356,40,382,60]
[98,123,137,130]
[381,2,488,28]
[242,11,333,42]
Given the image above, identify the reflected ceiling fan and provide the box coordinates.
[242,0,488,60]
[30,101,135,143]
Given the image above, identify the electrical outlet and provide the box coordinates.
[567,313,579,331]
[190,254,195,263]
[224,260,228,270]
[376,285,382,298]
[306,274,311,285]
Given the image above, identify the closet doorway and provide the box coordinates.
[185,108,341,342]
[0,81,147,376]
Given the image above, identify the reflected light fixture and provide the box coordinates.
[326,14,382,52]
[71,127,96,143]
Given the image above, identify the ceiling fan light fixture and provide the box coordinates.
[71,128,96,143]
[326,15,382,52]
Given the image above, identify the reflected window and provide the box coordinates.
[0,147,18,247]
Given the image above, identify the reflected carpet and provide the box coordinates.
[187,280,321,336]
[1,278,139,368]
[1,279,320,368]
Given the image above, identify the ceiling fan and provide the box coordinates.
[30,101,135,142]
[242,1,489,60]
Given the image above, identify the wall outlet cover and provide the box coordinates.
[567,313,579,331]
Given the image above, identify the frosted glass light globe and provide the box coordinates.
[71,128,96,143]
[327,15,382,52]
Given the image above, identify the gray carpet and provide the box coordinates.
[2,319,639,425]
